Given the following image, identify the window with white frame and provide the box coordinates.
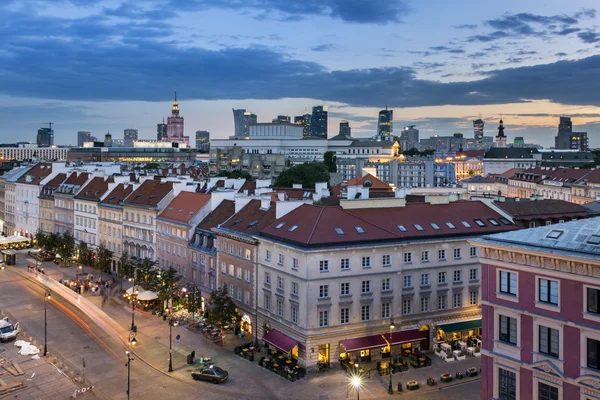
[403,252,412,263]
[237,247,242,257]
[587,338,600,369]
[421,251,429,262]
[453,248,461,259]
[319,285,329,298]
[277,276,284,290]
[362,256,371,268]
[245,249,251,260]
[469,268,478,281]
[538,382,558,400]
[229,284,235,298]
[498,368,516,400]
[229,244,234,254]
[278,254,284,266]
[319,310,329,327]
[403,299,412,315]
[403,275,412,288]
[237,267,242,280]
[421,273,430,286]
[361,280,371,293]
[420,296,429,312]
[470,247,477,257]
[587,287,600,314]
[265,250,271,261]
[538,278,558,305]
[499,315,517,345]
[340,308,349,324]
[228,264,234,276]
[291,281,299,296]
[500,271,518,296]
[264,293,271,310]
[291,306,298,324]
[292,258,299,270]
[320,260,329,272]
[340,258,350,270]
[539,326,559,358]
[438,271,447,284]
[276,299,284,316]
[453,292,462,308]
[382,278,391,291]
[361,305,371,321]
[340,282,350,296]
[438,294,447,310]
[381,302,391,318]
[438,249,446,260]
[237,287,242,301]
[469,290,478,305]
[221,262,226,274]
[382,254,391,266]
[264,271,271,285]
[453,270,462,282]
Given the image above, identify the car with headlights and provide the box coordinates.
[191,365,228,384]
[0,317,19,342]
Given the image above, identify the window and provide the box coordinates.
[430,222,440,230]
[334,227,344,235]
[413,224,424,231]
[276,299,284,316]
[453,292,462,308]
[420,297,429,312]
[340,282,350,296]
[229,284,235,298]
[291,281,298,296]
[265,250,272,261]
[381,278,391,292]
[361,256,371,268]
[500,271,517,295]
[402,251,412,263]
[277,276,284,290]
[361,305,371,321]
[237,247,242,257]
[453,248,461,259]
[382,255,391,266]
[319,285,329,298]
[361,280,371,293]
[221,262,226,274]
[278,254,284,266]
[396,224,407,232]
[499,315,517,345]
[228,264,234,276]
[469,268,478,281]
[421,251,429,262]
[403,275,412,288]
[245,270,250,283]
[236,267,242,280]
[421,273,430,286]
[587,287,600,314]
[320,260,329,272]
[237,288,242,301]
[588,338,600,369]
[355,226,365,234]
[529,222,536,228]
[438,271,447,284]
[319,310,329,327]
[340,258,350,270]
[539,326,559,358]
[453,270,462,283]
[245,249,251,260]
[438,249,446,260]
[461,220,471,228]
[264,294,271,311]
[291,306,298,324]
[340,308,350,324]
[498,368,516,400]
[538,278,558,305]
[469,290,478,305]
[264,272,271,285]
[292,258,298,270]
[446,222,456,229]
[474,219,486,227]
[229,244,234,254]
[438,295,446,310]
[470,247,477,257]
[403,299,412,315]
[538,382,558,400]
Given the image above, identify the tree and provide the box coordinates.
[95,243,113,282]
[217,170,253,180]
[273,162,330,189]
[57,231,75,266]
[184,286,202,325]
[208,285,240,329]
[35,230,47,250]
[118,252,136,291]
[136,258,160,291]
[323,151,337,173]
[46,232,59,253]
[78,241,91,266]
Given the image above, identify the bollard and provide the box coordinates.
[397,382,403,392]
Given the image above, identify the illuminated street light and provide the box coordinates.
[43,291,51,356]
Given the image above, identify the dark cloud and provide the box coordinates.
[453,24,477,30]
[175,0,410,24]
[413,62,446,70]
[555,52,568,57]
[311,44,336,52]
[328,111,376,123]
[578,31,600,43]
[516,50,537,56]
[468,31,510,42]
[506,113,600,118]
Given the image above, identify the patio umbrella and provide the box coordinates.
[137,290,159,301]
[126,285,144,295]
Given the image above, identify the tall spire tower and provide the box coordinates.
[494,118,507,148]
[172,90,179,116]
[165,90,188,145]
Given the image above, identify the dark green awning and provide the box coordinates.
[438,319,482,333]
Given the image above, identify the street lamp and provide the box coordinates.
[128,331,137,346]
[351,374,362,400]
[43,291,51,356]
[125,351,133,400]
[388,318,395,395]
[168,312,173,372]
[128,277,137,332]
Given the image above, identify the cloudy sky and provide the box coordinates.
[2,0,600,147]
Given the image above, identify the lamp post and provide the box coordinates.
[128,277,137,332]
[125,351,133,400]
[43,290,51,356]
[168,313,173,372]
[128,331,137,346]
[388,318,395,395]
[351,375,362,400]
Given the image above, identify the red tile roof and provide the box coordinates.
[75,177,115,201]
[240,181,257,194]
[575,168,600,185]
[100,183,135,207]
[493,199,589,218]
[259,201,517,247]
[42,173,67,189]
[64,171,90,185]
[346,173,392,191]
[218,199,277,235]
[158,192,211,224]
[16,163,54,185]
[197,200,235,231]
[124,180,174,207]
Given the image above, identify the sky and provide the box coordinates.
[1,0,600,148]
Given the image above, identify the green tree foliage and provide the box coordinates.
[403,148,435,157]
[156,266,181,308]
[78,241,91,266]
[135,258,160,291]
[273,162,330,189]
[217,170,253,180]
[323,151,337,173]
[46,233,59,253]
[118,251,136,280]
[95,243,113,282]
[57,231,75,266]
[184,286,202,324]
[35,230,47,250]
[208,285,240,329]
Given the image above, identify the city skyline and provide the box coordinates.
[1,0,600,147]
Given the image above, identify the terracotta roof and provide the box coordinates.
[197,200,235,230]
[544,167,591,184]
[575,168,600,185]
[42,173,67,190]
[64,171,90,185]
[218,199,277,235]
[346,173,391,190]
[158,192,211,224]
[123,180,174,207]
[272,188,315,200]
[259,201,517,247]
[16,162,54,185]
[240,181,257,194]
[463,175,494,183]
[75,177,115,201]
[498,168,524,178]
[493,199,589,218]
[100,183,135,207]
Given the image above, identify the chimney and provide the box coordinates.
[292,184,302,189]
[260,195,271,210]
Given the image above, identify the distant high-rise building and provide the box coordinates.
[124,129,138,147]
[339,120,351,136]
[232,109,257,138]
[195,130,210,151]
[377,108,393,136]
[514,137,524,145]
[294,114,312,137]
[473,118,484,143]
[104,132,113,147]
[272,115,291,124]
[399,125,419,150]
[77,131,92,147]
[165,91,189,145]
[156,121,167,141]
[494,119,507,148]
[310,105,328,138]
[555,116,589,151]
[36,128,53,147]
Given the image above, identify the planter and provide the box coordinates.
[440,374,453,383]
[474,352,481,358]
[456,372,464,380]
[406,380,419,391]
[427,378,435,386]
[466,368,478,377]
[444,356,454,363]
[456,355,466,361]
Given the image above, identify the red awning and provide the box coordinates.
[389,329,424,346]
[262,329,298,353]
[341,334,388,352]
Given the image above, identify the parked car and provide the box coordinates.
[0,317,19,342]
[191,366,228,384]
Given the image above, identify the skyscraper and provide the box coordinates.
[37,128,53,147]
[104,132,113,147]
[232,109,257,138]
[165,91,188,145]
[558,116,572,133]
[473,118,484,143]
[272,115,291,124]
[555,116,589,151]
[195,130,210,151]
[399,125,419,150]
[339,120,351,136]
[310,106,328,139]
[377,108,393,136]
[294,114,312,138]
[77,131,92,147]
[156,121,167,141]
[124,129,138,147]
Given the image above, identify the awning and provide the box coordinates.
[438,319,482,333]
[262,329,298,353]
[341,334,387,352]
[388,329,424,346]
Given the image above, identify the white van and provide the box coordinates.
[0,317,19,342]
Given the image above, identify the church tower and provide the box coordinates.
[494,119,507,148]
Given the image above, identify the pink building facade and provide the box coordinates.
[474,218,600,400]
[165,91,189,146]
